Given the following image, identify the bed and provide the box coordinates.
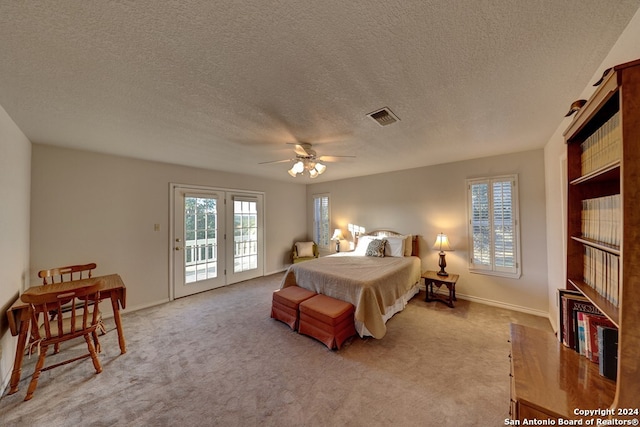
[280,230,421,339]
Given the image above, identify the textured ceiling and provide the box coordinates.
[1,1,639,183]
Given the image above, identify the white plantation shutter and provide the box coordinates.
[313,194,330,248]
[467,176,521,278]
[471,182,491,269]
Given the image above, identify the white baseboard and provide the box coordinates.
[455,293,549,318]
[264,268,288,276]
[101,298,170,319]
[420,283,549,318]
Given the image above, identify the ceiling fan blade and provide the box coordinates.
[258,159,293,165]
[289,142,313,157]
[317,155,356,162]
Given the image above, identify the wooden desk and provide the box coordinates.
[422,270,459,308]
[509,323,615,421]
[5,274,127,395]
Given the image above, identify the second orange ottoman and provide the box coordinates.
[298,294,356,350]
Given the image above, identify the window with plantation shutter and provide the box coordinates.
[467,175,521,278]
[313,194,330,249]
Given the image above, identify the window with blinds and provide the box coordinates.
[467,175,521,278]
[313,194,330,249]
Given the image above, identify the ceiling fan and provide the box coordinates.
[259,142,355,178]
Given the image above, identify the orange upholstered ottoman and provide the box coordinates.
[298,294,356,350]
[271,286,317,330]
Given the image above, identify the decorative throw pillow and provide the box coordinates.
[365,239,386,257]
[296,241,315,258]
[404,234,413,256]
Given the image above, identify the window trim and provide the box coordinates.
[466,174,522,279]
[313,193,331,249]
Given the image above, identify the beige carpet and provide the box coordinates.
[0,272,550,426]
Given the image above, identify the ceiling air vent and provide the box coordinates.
[367,107,399,126]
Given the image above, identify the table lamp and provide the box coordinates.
[332,229,344,252]
[433,233,452,276]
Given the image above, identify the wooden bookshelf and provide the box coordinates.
[510,58,640,420]
[566,58,640,413]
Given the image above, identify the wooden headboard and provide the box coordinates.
[362,230,420,257]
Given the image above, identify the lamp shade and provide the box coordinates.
[331,229,343,241]
[432,233,452,251]
[292,161,305,174]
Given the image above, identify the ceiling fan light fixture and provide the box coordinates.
[264,142,347,179]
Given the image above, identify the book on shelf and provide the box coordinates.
[558,289,584,347]
[583,245,620,306]
[572,302,602,354]
[584,313,615,363]
[560,291,603,353]
[580,111,621,175]
[597,326,618,380]
[576,312,588,357]
[581,194,620,247]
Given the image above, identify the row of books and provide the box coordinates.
[580,111,621,175]
[558,290,618,380]
[581,194,621,247]
[583,246,620,307]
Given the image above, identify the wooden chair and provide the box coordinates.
[21,282,103,401]
[38,263,97,285]
[36,263,101,353]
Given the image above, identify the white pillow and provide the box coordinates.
[296,241,315,258]
[404,234,413,256]
[353,235,375,256]
[384,236,406,257]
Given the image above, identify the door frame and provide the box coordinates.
[169,183,266,301]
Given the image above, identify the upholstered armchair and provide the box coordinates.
[292,241,319,263]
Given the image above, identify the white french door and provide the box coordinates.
[171,185,264,299]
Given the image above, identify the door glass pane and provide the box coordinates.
[234,199,258,273]
[185,196,218,284]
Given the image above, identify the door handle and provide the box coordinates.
[175,246,182,251]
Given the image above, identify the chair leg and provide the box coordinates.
[91,330,102,353]
[24,344,49,401]
[84,334,102,374]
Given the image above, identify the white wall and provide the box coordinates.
[544,8,640,333]
[30,144,307,311]
[0,105,31,391]
[307,149,548,315]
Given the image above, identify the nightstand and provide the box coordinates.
[422,270,459,308]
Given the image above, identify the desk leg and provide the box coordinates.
[446,284,455,308]
[425,280,433,302]
[8,318,30,394]
[110,295,127,354]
